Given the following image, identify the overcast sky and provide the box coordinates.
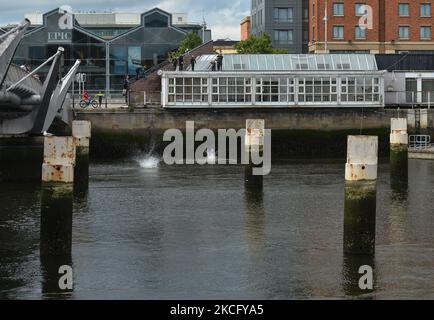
[0,0,250,40]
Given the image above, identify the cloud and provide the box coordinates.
[0,0,250,40]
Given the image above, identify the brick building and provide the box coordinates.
[240,16,251,40]
[309,0,434,54]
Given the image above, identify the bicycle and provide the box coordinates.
[79,96,99,109]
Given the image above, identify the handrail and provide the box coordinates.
[6,48,64,92]
[409,135,432,150]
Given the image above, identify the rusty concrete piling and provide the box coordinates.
[345,136,378,182]
[244,119,265,184]
[41,136,76,183]
[344,135,378,255]
[72,121,91,196]
[389,119,409,198]
[40,136,75,257]
[390,118,408,147]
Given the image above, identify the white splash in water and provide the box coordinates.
[138,156,160,169]
[207,148,216,164]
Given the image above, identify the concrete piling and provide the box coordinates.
[72,120,91,150]
[40,136,75,258]
[344,135,378,255]
[40,182,73,257]
[343,181,377,255]
[390,118,408,147]
[345,136,378,182]
[72,121,91,196]
[244,119,265,180]
[42,136,76,183]
[245,119,265,153]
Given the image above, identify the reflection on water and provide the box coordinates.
[342,254,376,298]
[244,164,264,250]
[1,148,434,299]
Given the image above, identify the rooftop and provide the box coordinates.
[191,54,379,72]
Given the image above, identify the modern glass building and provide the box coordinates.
[11,8,208,92]
[161,54,385,108]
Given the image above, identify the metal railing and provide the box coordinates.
[385,90,434,108]
[409,135,432,150]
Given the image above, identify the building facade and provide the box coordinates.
[9,8,211,92]
[309,0,434,54]
[251,0,310,53]
[161,54,384,108]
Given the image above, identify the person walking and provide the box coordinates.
[216,51,223,71]
[135,67,141,80]
[178,55,184,71]
[123,75,130,105]
[190,55,196,71]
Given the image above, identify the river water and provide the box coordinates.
[1,152,434,299]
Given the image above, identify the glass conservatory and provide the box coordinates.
[161,54,385,108]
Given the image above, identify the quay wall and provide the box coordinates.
[74,108,434,158]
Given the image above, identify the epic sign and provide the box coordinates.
[48,31,72,43]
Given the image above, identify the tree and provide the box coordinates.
[234,34,287,54]
[171,32,203,58]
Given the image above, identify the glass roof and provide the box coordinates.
[191,54,378,72]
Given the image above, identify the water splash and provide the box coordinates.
[207,148,217,164]
[137,156,160,169]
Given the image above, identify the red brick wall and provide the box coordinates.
[385,0,434,42]
[241,18,251,41]
[310,0,381,43]
[310,0,434,46]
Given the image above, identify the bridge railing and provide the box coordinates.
[409,135,432,150]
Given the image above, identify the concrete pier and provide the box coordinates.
[244,119,266,177]
[42,137,76,183]
[390,135,409,200]
[40,136,75,259]
[72,121,91,196]
[40,182,73,256]
[345,136,378,181]
[343,181,377,255]
[390,118,408,146]
[72,120,91,150]
[245,119,264,152]
[344,135,378,255]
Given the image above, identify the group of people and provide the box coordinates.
[210,52,224,71]
[171,51,224,72]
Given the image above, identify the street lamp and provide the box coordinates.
[323,0,328,52]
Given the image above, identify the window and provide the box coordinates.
[212,77,251,103]
[421,3,431,17]
[297,77,338,103]
[273,8,293,22]
[168,77,209,104]
[421,26,432,39]
[340,77,380,103]
[256,77,294,103]
[144,12,169,27]
[333,3,344,16]
[273,30,293,44]
[399,3,410,16]
[333,26,344,39]
[355,3,366,16]
[399,26,410,39]
[355,26,366,39]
